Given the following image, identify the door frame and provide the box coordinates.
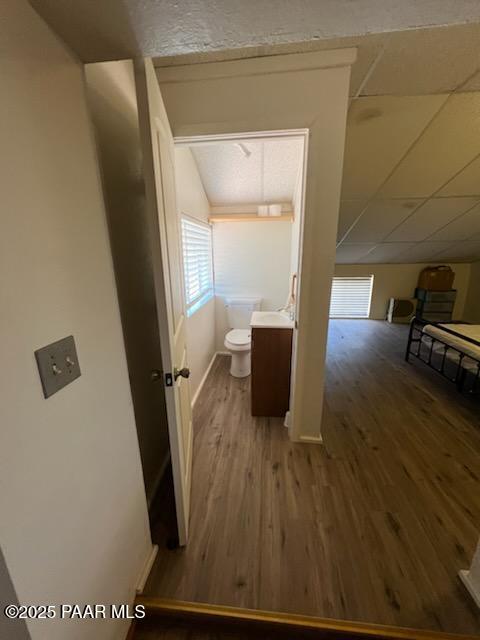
[174,128,309,442]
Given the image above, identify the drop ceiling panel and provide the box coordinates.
[392,242,453,263]
[335,243,377,264]
[357,242,416,263]
[342,95,448,199]
[360,24,480,96]
[344,199,424,243]
[461,71,480,92]
[380,93,480,198]
[435,240,480,262]
[429,201,480,241]
[387,197,480,242]
[437,155,480,196]
[337,200,367,241]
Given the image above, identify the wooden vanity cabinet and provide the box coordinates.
[251,327,293,417]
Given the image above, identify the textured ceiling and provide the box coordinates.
[190,139,303,208]
[30,1,480,63]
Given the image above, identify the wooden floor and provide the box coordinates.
[144,320,480,634]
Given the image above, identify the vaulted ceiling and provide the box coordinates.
[191,139,304,210]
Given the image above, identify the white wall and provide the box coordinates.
[156,49,354,441]
[0,4,151,640]
[334,263,472,320]
[213,221,293,350]
[175,147,216,402]
[464,261,480,322]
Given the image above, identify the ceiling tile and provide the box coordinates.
[337,200,367,241]
[392,242,453,263]
[387,197,479,242]
[435,240,480,262]
[460,70,480,92]
[335,243,377,264]
[357,242,416,263]
[342,95,447,199]
[344,198,424,243]
[361,23,480,96]
[437,154,480,196]
[380,93,480,198]
[429,201,480,241]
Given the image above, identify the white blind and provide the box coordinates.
[329,276,374,318]
[181,216,214,316]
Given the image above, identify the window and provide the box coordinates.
[181,216,214,317]
[329,276,374,318]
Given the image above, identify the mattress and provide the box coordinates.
[423,323,480,370]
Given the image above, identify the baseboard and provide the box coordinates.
[298,434,323,444]
[191,352,218,408]
[136,544,159,594]
[459,569,480,609]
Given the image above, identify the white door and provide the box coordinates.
[135,58,193,545]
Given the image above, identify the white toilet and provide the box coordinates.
[224,297,261,377]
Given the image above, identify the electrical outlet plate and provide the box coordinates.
[34,335,81,398]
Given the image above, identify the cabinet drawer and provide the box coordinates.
[415,288,457,302]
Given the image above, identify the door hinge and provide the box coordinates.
[165,372,173,387]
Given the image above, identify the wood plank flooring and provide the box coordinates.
[144,320,480,635]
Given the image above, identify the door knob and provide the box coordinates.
[151,369,162,382]
[174,367,190,381]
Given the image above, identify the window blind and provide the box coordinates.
[181,216,214,316]
[329,276,374,318]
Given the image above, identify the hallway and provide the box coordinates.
[144,321,480,634]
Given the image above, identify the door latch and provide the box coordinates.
[174,367,190,381]
[165,372,173,387]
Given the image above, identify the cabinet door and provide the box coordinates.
[251,328,293,417]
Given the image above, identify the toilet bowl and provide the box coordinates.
[224,329,252,377]
[224,297,261,377]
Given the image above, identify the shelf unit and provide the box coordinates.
[208,214,294,223]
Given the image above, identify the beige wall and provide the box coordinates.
[334,263,472,320]
[156,49,355,442]
[0,4,151,640]
[464,261,480,322]
[213,220,293,350]
[175,147,216,402]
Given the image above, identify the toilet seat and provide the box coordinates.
[225,329,251,351]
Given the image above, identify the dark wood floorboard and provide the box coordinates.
[144,321,480,634]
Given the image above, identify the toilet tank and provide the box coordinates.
[226,297,261,329]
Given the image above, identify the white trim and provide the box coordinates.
[135,544,159,594]
[156,49,357,84]
[176,128,308,148]
[459,570,480,608]
[459,570,480,609]
[191,352,218,407]
[298,434,323,445]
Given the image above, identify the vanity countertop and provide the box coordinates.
[250,311,294,329]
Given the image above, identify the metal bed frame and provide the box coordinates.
[405,318,480,395]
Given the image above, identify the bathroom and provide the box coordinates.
[174,133,306,419]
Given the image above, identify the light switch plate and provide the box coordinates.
[35,335,81,398]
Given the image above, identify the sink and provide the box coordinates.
[250,311,294,329]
